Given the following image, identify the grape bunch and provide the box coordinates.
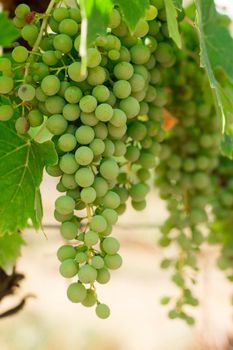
[155,23,222,324]
[0,0,179,318]
[209,157,233,284]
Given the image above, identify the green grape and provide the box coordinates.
[90,215,107,232]
[15,117,29,135]
[125,146,140,162]
[82,289,97,307]
[59,18,79,36]
[48,18,59,33]
[75,167,95,187]
[129,74,145,92]
[132,200,146,211]
[84,230,99,246]
[92,85,110,102]
[0,105,14,121]
[75,125,95,144]
[109,109,126,128]
[53,7,69,22]
[68,62,87,82]
[79,95,97,113]
[69,8,81,22]
[81,187,97,204]
[80,112,98,126]
[46,164,63,177]
[103,191,121,209]
[193,172,210,190]
[128,121,147,141]
[28,109,43,127]
[78,264,97,284]
[12,46,28,63]
[76,252,87,264]
[92,177,109,197]
[75,146,94,166]
[13,16,26,29]
[36,87,46,102]
[59,154,79,174]
[61,174,77,189]
[0,58,12,71]
[47,114,68,135]
[145,5,158,20]
[108,124,127,140]
[53,33,73,53]
[102,237,120,255]
[96,267,110,284]
[58,134,77,152]
[54,210,73,223]
[55,195,75,215]
[113,61,134,80]
[129,183,149,202]
[104,254,122,269]
[119,96,140,119]
[90,138,105,156]
[137,168,150,181]
[113,80,131,99]
[150,68,161,84]
[102,209,118,225]
[94,122,108,140]
[114,140,127,157]
[67,282,87,303]
[21,24,39,43]
[109,8,121,29]
[155,43,174,64]
[59,259,78,278]
[100,159,119,180]
[63,104,80,121]
[87,48,102,68]
[133,18,149,37]
[45,96,66,114]
[130,44,150,64]
[0,76,14,94]
[102,139,114,157]
[138,152,156,169]
[41,75,60,96]
[57,245,76,262]
[60,221,77,240]
[64,86,83,104]
[87,66,106,86]
[95,103,113,122]
[15,3,30,18]
[95,303,110,319]
[108,49,120,60]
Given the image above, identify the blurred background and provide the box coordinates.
[0,0,232,349]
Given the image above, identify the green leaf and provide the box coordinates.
[79,0,113,58]
[0,13,20,47]
[164,0,182,48]
[221,133,233,159]
[172,0,183,11]
[113,0,149,31]
[0,233,25,274]
[195,0,233,130]
[0,120,57,235]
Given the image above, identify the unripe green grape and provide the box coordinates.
[145,5,158,20]
[58,134,77,152]
[87,48,102,68]
[155,43,174,64]
[60,154,79,174]
[108,49,120,61]
[102,208,118,225]
[94,122,108,140]
[102,237,120,255]
[132,199,147,211]
[28,109,43,127]
[15,117,30,135]
[92,85,110,102]
[15,3,30,18]
[75,167,94,187]
[47,114,68,135]
[80,112,98,126]
[128,121,147,141]
[193,172,210,190]
[113,80,131,99]
[84,230,99,246]
[0,58,12,72]
[90,138,105,156]
[92,177,109,197]
[79,95,97,113]
[55,195,75,215]
[104,253,122,269]
[21,24,38,43]
[125,146,140,162]
[109,8,121,29]
[59,259,78,278]
[59,18,79,36]
[119,96,140,119]
[100,159,119,180]
[53,7,69,22]
[76,252,87,264]
[60,221,77,240]
[103,139,115,157]
[64,86,82,104]
[138,152,156,169]
[108,124,127,140]
[90,215,107,232]
[68,62,87,82]
[109,109,126,128]
[0,76,14,94]
[78,264,97,284]
[82,289,97,307]
[57,245,76,262]
[87,66,106,86]
[103,191,121,209]
[129,183,149,202]
[95,303,110,319]
[46,164,63,177]
[13,16,26,29]
[61,174,77,189]
[48,17,59,33]
[53,33,73,53]
[36,87,46,102]
[0,105,14,121]
[75,146,94,166]
[75,125,95,145]
[81,187,96,204]
[133,18,149,37]
[130,44,150,64]
[96,267,110,284]
[41,75,60,96]
[137,168,150,182]
[12,46,28,63]
[114,140,126,157]
[54,210,73,223]
[67,282,87,303]
[95,103,113,122]
[69,8,81,22]
[129,74,145,93]
[45,96,66,114]
[63,104,80,121]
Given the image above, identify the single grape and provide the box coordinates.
[15,117,29,134]
[113,80,131,99]
[95,103,113,122]
[57,245,76,262]
[68,62,87,82]
[119,96,140,119]
[100,159,119,180]
[0,76,14,94]
[59,259,78,278]
[75,167,95,187]
[103,191,121,209]
[64,86,83,103]
[47,114,68,135]
[87,48,102,68]
[41,75,60,96]
[91,256,104,269]
[59,18,79,36]
[79,95,97,113]
[92,177,109,197]
[21,24,38,43]
[80,112,98,126]
[78,264,97,284]
[12,46,28,63]
[90,138,105,156]
[63,103,80,121]
[60,221,77,240]
[90,215,107,232]
[87,66,106,86]
[84,230,99,246]
[28,109,43,127]
[104,254,122,269]
[55,195,75,215]
[53,33,73,53]
[58,134,77,152]
[81,289,97,307]
[0,105,14,121]
[102,237,120,255]
[95,303,110,319]
[53,7,69,22]
[59,154,79,174]
[81,187,97,204]
[102,208,118,225]
[76,252,87,264]
[15,3,30,18]
[75,146,94,166]
[96,267,110,284]
[67,282,87,303]
[75,125,95,144]
[130,44,150,64]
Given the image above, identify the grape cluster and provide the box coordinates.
[0,0,178,317]
[209,157,233,283]
[155,23,222,323]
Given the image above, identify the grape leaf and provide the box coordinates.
[0,121,57,235]
[0,13,20,47]
[79,0,113,58]
[164,0,182,48]
[113,0,149,31]
[0,233,25,274]
[195,0,233,130]
[172,0,183,11]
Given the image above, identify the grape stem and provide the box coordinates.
[23,0,58,82]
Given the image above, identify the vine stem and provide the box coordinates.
[23,0,58,81]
